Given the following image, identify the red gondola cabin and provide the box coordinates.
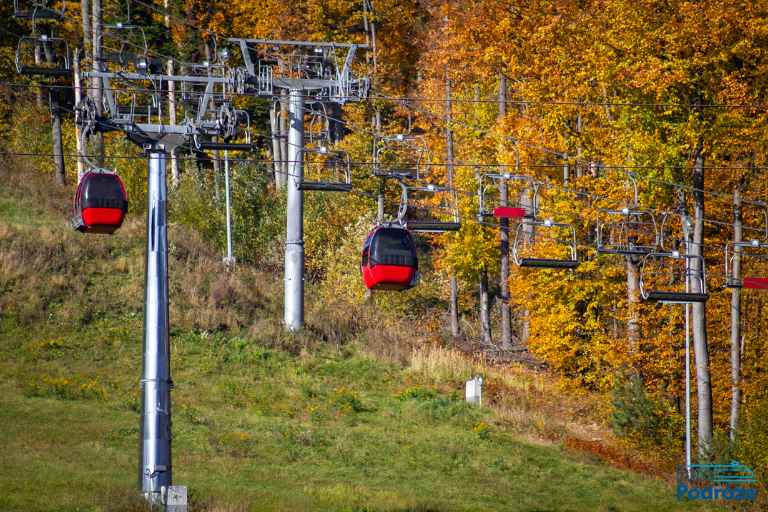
[72,171,128,234]
[361,225,418,291]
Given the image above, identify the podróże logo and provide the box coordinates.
[676,460,758,501]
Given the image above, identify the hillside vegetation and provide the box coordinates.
[0,165,715,511]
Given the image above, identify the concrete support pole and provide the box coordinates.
[284,89,305,331]
[139,148,173,503]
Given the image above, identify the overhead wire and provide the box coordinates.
[7,6,768,239]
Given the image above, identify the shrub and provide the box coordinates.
[610,373,680,449]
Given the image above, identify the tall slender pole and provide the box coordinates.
[74,49,85,178]
[223,150,235,266]
[167,60,179,188]
[445,69,460,340]
[682,207,692,476]
[730,184,743,441]
[498,73,512,349]
[139,147,173,503]
[377,178,385,223]
[270,101,283,187]
[81,0,91,59]
[285,89,305,331]
[279,95,290,189]
[91,0,105,166]
[50,91,66,186]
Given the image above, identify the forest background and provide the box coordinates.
[2,0,768,497]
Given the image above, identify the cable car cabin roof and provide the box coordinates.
[368,227,417,268]
[644,291,709,304]
[518,258,579,269]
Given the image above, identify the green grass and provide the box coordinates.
[0,315,717,512]
[0,183,718,511]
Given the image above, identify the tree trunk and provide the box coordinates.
[729,183,743,442]
[279,95,289,189]
[497,72,513,349]
[168,60,179,188]
[498,73,506,118]
[626,256,641,356]
[81,0,91,57]
[519,186,533,347]
[34,44,44,107]
[91,0,104,166]
[270,102,283,187]
[480,268,492,346]
[690,142,713,458]
[445,69,460,340]
[50,94,66,186]
[73,50,85,178]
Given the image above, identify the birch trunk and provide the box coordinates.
[691,143,713,458]
[729,184,743,441]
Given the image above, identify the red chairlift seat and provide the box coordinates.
[725,240,768,290]
[72,171,128,234]
[493,207,526,219]
[361,225,418,291]
[743,277,768,289]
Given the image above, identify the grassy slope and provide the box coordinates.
[0,177,714,512]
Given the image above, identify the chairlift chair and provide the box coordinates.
[596,173,660,255]
[725,240,768,289]
[305,104,330,145]
[398,182,460,232]
[511,182,579,269]
[512,218,579,268]
[374,133,429,179]
[476,172,531,222]
[99,24,149,71]
[196,107,255,151]
[71,169,129,234]
[15,35,70,76]
[361,223,419,291]
[298,147,352,192]
[596,208,660,255]
[13,0,64,19]
[724,202,768,289]
[639,251,708,303]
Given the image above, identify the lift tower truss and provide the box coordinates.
[229,39,369,331]
[76,62,252,510]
